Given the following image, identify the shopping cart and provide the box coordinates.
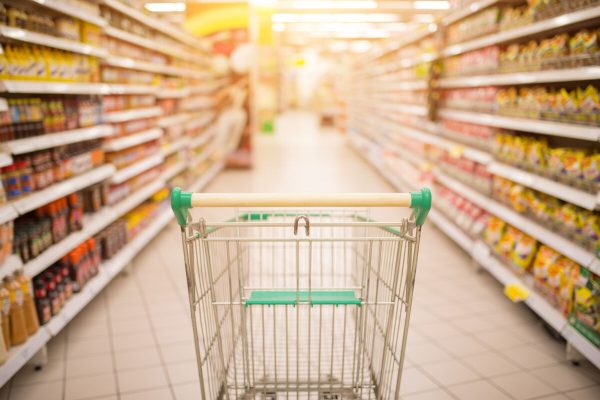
[171,188,431,400]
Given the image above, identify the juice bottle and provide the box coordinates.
[33,278,50,325]
[0,314,7,364]
[0,286,10,348]
[14,270,38,335]
[3,275,28,345]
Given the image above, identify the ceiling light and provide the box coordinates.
[414,1,450,10]
[413,14,435,22]
[272,13,399,23]
[144,2,186,12]
[291,1,377,9]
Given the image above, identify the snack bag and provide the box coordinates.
[483,216,505,247]
[533,245,560,282]
[581,153,600,189]
[570,267,600,346]
[579,85,599,125]
[497,226,521,258]
[582,213,600,256]
[511,233,538,272]
[508,184,527,213]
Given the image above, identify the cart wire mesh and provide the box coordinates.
[179,208,423,400]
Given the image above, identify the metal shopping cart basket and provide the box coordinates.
[170,188,431,400]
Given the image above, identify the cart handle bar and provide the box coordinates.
[170,187,431,227]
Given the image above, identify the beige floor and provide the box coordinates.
[3,111,600,399]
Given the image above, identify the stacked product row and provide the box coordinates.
[348,0,600,368]
[0,0,231,385]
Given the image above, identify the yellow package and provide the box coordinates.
[511,233,537,272]
[483,217,505,247]
[533,245,560,282]
[497,226,521,258]
[508,184,528,213]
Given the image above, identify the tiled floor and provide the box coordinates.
[3,112,600,399]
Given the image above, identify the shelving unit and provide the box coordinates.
[349,1,600,368]
[0,0,236,385]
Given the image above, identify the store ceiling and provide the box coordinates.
[144,1,449,47]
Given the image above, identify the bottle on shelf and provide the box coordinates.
[3,275,28,346]
[14,270,39,336]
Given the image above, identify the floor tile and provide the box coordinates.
[402,389,454,400]
[12,361,64,386]
[112,332,156,351]
[566,385,600,399]
[65,354,113,379]
[160,342,197,363]
[536,395,570,400]
[117,366,168,393]
[406,341,453,365]
[172,382,201,400]
[474,328,527,350]
[166,361,200,385]
[420,359,480,386]
[64,372,117,400]
[66,337,111,359]
[417,322,463,341]
[110,317,152,336]
[461,351,521,378]
[440,335,490,358]
[9,381,63,400]
[501,344,560,369]
[532,364,597,392]
[398,368,439,396]
[448,380,512,400]
[491,371,557,400]
[120,387,174,400]
[114,346,162,371]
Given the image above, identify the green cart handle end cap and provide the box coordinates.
[171,187,192,226]
[410,187,432,227]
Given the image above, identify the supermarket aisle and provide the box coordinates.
[5,111,600,400]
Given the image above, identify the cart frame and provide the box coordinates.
[171,188,431,400]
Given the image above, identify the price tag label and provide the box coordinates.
[504,283,529,303]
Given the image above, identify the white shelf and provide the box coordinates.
[435,171,600,274]
[443,0,501,25]
[103,128,162,152]
[371,80,428,91]
[563,325,600,369]
[101,0,201,50]
[438,109,600,142]
[27,0,107,26]
[488,161,598,211]
[189,160,225,192]
[103,26,200,63]
[158,113,191,128]
[185,113,215,131]
[443,6,600,57]
[351,100,428,117]
[11,165,115,215]
[110,154,164,185]
[103,55,181,76]
[0,205,18,225]
[182,97,217,111]
[156,88,190,99]
[4,125,113,155]
[0,255,24,280]
[104,106,162,123]
[0,26,107,57]
[162,161,186,181]
[0,80,157,95]
[438,67,600,88]
[428,208,475,254]
[0,152,12,168]
[189,130,215,149]
[0,328,51,388]
[22,181,163,278]
[384,120,491,164]
[163,136,190,157]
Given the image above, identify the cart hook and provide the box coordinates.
[293,215,310,236]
